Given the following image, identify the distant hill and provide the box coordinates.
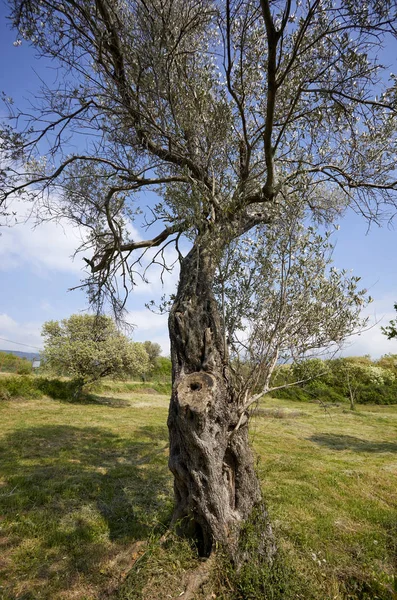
[0,349,41,361]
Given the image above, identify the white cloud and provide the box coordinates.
[341,295,397,359]
[0,215,87,275]
[127,309,170,355]
[0,199,176,293]
[0,313,43,352]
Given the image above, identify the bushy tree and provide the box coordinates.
[326,357,396,408]
[3,0,397,559]
[42,314,149,392]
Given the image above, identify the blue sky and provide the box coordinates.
[1,5,397,358]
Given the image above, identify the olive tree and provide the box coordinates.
[42,314,149,392]
[215,205,369,416]
[2,0,397,559]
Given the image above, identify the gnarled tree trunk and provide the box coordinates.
[168,236,274,560]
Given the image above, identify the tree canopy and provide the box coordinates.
[2,0,397,313]
[215,205,369,407]
[42,314,149,387]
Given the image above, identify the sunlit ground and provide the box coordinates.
[0,381,396,599]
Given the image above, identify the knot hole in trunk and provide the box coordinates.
[177,372,216,414]
[190,381,202,391]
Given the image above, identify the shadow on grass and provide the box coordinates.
[36,377,135,407]
[0,424,172,597]
[309,433,397,453]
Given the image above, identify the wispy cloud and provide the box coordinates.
[0,313,43,352]
[341,294,397,359]
[0,213,86,275]
[127,309,170,355]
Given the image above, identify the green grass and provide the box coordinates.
[0,387,172,599]
[251,399,397,599]
[0,383,396,599]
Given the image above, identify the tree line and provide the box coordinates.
[271,355,397,408]
[0,317,171,384]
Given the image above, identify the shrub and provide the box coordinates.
[0,376,86,402]
[356,383,397,405]
[147,356,172,383]
[35,377,79,401]
[306,381,345,404]
[271,386,312,402]
[0,376,41,399]
[0,351,33,375]
[16,361,33,375]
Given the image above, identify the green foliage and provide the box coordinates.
[271,386,312,402]
[147,356,172,383]
[353,383,397,406]
[327,358,396,405]
[271,355,397,406]
[35,377,82,401]
[306,381,345,404]
[42,314,149,387]
[0,376,94,403]
[0,376,41,400]
[0,351,33,374]
[292,358,328,384]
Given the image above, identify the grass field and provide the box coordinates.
[0,381,396,599]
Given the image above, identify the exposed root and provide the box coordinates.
[171,554,215,600]
[99,540,147,599]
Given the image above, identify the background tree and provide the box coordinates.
[42,314,149,394]
[143,341,161,365]
[269,355,397,406]
[2,0,397,559]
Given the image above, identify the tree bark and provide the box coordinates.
[167,236,274,560]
